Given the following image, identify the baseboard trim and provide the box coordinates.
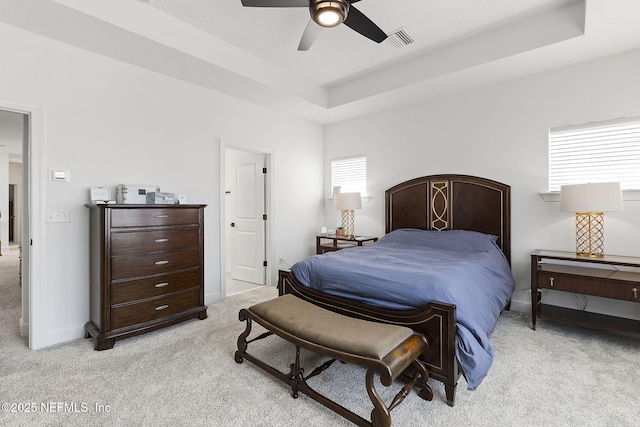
[19,317,29,337]
[205,291,221,306]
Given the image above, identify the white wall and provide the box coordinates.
[323,48,640,320]
[0,22,323,348]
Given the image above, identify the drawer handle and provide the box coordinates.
[154,305,169,311]
[154,215,169,218]
[154,239,169,243]
[549,277,554,287]
[154,282,169,288]
[634,288,638,299]
[155,260,169,265]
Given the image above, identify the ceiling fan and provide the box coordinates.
[241,0,388,51]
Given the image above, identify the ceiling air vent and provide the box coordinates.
[386,28,414,48]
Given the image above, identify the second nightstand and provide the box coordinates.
[316,235,378,254]
[531,249,640,335]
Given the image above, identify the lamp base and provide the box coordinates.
[575,212,605,257]
[341,209,355,240]
[576,252,604,258]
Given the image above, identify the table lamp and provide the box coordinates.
[334,192,362,239]
[560,182,623,257]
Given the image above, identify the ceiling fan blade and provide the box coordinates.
[241,0,308,7]
[343,5,387,43]
[298,19,323,51]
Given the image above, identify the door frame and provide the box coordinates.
[0,98,46,350]
[219,139,276,297]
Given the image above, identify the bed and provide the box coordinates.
[277,174,514,406]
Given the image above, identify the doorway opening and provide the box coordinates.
[220,140,275,298]
[0,109,26,344]
[0,99,45,350]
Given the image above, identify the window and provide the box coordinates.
[549,117,640,192]
[331,155,366,196]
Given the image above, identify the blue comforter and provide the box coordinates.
[291,228,515,390]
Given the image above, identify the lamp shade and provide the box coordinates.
[560,182,623,212]
[334,192,362,210]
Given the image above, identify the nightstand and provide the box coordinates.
[530,249,640,335]
[316,235,378,254]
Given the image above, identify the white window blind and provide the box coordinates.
[331,155,367,195]
[549,117,640,192]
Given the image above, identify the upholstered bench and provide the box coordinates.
[234,294,433,427]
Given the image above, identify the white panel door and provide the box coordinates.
[231,154,265,284]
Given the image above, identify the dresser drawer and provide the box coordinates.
[111,228,199,256]
[111,208,200,228]
[606,283,639,302]
[111,288,201,330]
[111,269,200,304]
[538,271,640,302]
[111,249,200,280]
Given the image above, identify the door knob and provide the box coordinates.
[230,222,236,227]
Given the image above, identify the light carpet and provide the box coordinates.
[0,250,638,426]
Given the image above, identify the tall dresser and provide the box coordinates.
[85,204,207,350]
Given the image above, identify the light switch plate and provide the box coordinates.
[46,210,70,223]
[49,169,70,182]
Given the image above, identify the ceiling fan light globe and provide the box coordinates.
[310,0,349,28]
[317,10,341,26]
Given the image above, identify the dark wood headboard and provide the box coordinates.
[385,174,511,264]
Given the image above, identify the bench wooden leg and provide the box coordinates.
[366,369,392,427]
[410,359,433,402]
[236,310,294,387]
[291,346,302,399]
[234,310,252,363]
[367,358,433,427]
